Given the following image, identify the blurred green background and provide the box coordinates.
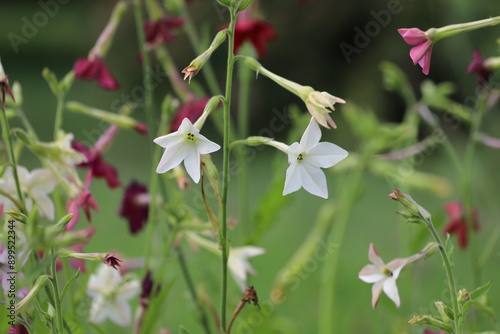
[1,0,500,333]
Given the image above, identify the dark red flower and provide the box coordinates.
[170,97,210,132]
[222,11,277,58]
[0,75,15,108]
[72,141,121,189]
[9,324,29,334]
[467,48,492,85]
[144,16,185,47]
[119,181,149,235]
[443,202,479,249]
[66,172,99,230]
[104,254,122,269]
[74,57,120,90]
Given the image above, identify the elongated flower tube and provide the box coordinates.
[239,56,345,128]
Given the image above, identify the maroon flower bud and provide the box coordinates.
[119,181,149,235]
[74,57,120,90]
[104,254,122,269]
[144,16,185,47]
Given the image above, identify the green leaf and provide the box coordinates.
[462,281,493,313]
[179,325,192,334]
[60,269,81,301]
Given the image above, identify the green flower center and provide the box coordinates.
[297,153,304,162]
[383,267,393,277]
[186,132,196,143]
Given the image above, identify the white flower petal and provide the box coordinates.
[183,147,201,183]
[299,118,322,151]
[383,277,400,308]
[307,142,348,168]
[108,299,132,327]
[89,294,107,323]
[358,264,385,283]
[299,162,328,198]
[283,163,302,196]
[196,134,221,154]
[26,169,57,194]
[286,143,301,164]
[33,194,55,221]
[118,280,141,300]
[156,141,188,174]
[371,280,384,309]
[368,243,385,268]
[153,132,184,148]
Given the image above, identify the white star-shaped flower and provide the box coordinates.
[0,166,57,220]
[283,118,348,199]
[87,264,140,326]
[358,243,423,308]
[154,118,220,183]
[228,246,266,291]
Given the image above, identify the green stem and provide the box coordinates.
[425,218,461,334]
[0,107,26,213]
[50,254,64,334]
[53,94,65,139]
[237,57,252,237]
[132,0,156,146]
[177,247,213,334]
[220,8,238,333]
[318,164,365,333]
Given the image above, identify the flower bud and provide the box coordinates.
[389,188,431,222]
[408,314,454,333]
[458,288,470,304]
[420,242,440,259]
[17,275,50,312]
[5,211,27,224]
[435,301,454,322]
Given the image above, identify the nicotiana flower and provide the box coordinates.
[0,60,15,108]
[443,202,479,249]
[467,48,492,85]
[283,118,348,198]
[170,97,211,132]
[87,264,140,326]
[66,171,98,230]
[229,246,266,291]
[119,181,149,235]
[74,57,120,90]
[0,166,58,220]
[154,118,220,183]
[144,15,184,47]
[398,28,434,75]
[358,243,423,308]
[230,10,277,58]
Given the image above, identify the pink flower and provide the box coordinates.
[423,330,446,334]
[467,48,491,84]
[104,254,122,269]
[66,172,99,230]
[398,28,434,75]
[170,97,211,132]
[72,141,121,189]
[144,16,184,47]
[223,11,277,58]
[74,57,120,90]
[443,202,479,249]
[119,181,149,235]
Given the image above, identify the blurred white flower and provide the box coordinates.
[228,246,266,291]
[0,166,57,220]
[358,243,423,308]
[283,118,348,199]
[87,264,140,326]
[154,118,220,183]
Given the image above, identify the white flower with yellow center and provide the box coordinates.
[154,118,220,183]
[283,118,348,198]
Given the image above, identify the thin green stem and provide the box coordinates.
[220,8,238,333]
[177,247,213,334]
[132,0,156,146]
[0,107,26,213]
[237,58,252,237]
[53,94,65,139]
[318,164,365,333]
[425,218,461,334]
[50,254,64,334]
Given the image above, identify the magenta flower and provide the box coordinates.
[104,254,122,269]
[72,141,121,189]
[170,97,211,132]
[74,57,120,90]
[467,48,491,84]
[398,28,434,75]
[443,202,479,249]
[424,330,446,334]
[119,181,149,235]
[144,16,184,47]
[66,172,99,230]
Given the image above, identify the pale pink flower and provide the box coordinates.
[398,28,434,75]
